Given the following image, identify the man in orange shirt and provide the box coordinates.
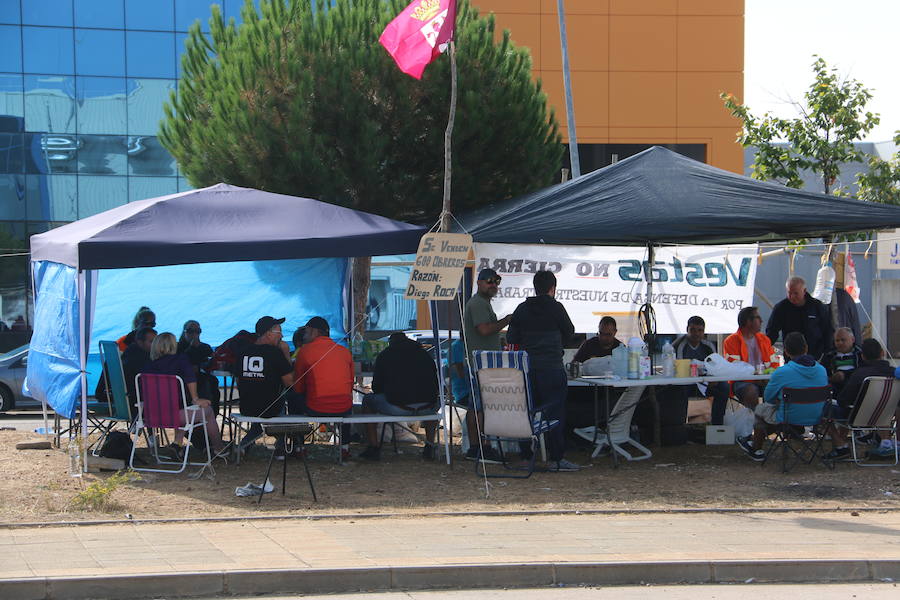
[723,306,776,410]
[290,316,354,457]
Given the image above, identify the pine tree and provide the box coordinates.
[161,0,563,222]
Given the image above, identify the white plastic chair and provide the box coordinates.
[575,386,652,461]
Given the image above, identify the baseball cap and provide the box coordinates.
[477,268,500,281]
[255,316,285,336]
[305,316,330,335]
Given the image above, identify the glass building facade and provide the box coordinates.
[0,0,260,342]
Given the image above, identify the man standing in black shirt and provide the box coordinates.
[766,276,833,359]
[237,316,294,453]
[506,270,579,472]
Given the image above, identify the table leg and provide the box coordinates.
[650,387,660,447]
[607,387,618,469]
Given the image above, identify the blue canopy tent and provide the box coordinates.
[25,183,426,470]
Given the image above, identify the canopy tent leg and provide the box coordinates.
[429,300,451,465]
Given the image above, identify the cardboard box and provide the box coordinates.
[705,425,734,445]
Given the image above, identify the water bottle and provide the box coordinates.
[67,438,82,477]
[662,341,675,378]
[627,337,643,379]
[812,262,836,304]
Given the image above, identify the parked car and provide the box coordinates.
[0,345,36,411]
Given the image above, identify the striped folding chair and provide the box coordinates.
[471,350,559,478]
[838,377,900,467]
[130,373,211,474]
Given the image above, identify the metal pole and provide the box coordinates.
[556,0,581,178]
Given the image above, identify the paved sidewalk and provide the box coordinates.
[2,511,900,598]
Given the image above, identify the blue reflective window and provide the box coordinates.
[0,2,21,25]
[23,27,75,74]
[75,29,125,77]
[77,174,127,217]
[127,136,175,176]
[24,75,76,133]
[76,76,126,134]
[126,31,175,78]
[0,74,25,130]
[38,133,78,173]
[177,176,193,191]
[129,175,177,202]
[0,175,27,220]
[77,134,127,175]
[74,0,124,29]
[26,174,78,221]
[23,0,73,27]
[0,133,25,173]
[127,78,174,135]
[125,0,174,31]
[176,0,215,33]
[0,25,22,72]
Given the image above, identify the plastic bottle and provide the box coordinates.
[627,337,643,379]
[812,262,836,304]
[67,438,82,477]
[661,341,675,377]
[612,344,628,378]
[640,343,651,379]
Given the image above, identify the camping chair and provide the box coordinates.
[574,386,652,461]
[90,341,135,455]
[761,385,831,473]
[129,373,212,474]
[53,340,130,449]
[834,377,900,467]
[471,350,559,478]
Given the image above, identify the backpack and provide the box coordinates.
[99,431,133,461]
[211,329,256,373]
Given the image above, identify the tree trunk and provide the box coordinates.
[351,256,372,339]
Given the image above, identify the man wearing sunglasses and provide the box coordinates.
[460,268,511,463]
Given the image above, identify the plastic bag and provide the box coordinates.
[723,404,754,440]
[581,356,613,376]
[704,353,754,378]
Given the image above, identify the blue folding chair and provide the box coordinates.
[471,350,559,478]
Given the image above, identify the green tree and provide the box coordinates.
[161,0,562,221]
[721,56,879,195]
[857,131,900,205]
[161,0,563,332]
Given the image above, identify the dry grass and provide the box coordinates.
[1,429,898,523]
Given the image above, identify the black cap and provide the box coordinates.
[255,316,285,336]
[478,268,499,281]
[305,316,330,335]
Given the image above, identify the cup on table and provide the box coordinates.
[675,359,691,378]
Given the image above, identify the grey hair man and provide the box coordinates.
[766,276,833,359]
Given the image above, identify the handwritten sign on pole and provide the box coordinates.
[405,232,472,301]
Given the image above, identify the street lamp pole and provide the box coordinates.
[557,0,581,178]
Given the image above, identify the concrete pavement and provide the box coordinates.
[2,510,900,599]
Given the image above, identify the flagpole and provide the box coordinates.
[557,0,581,178]
[441,39,457,233]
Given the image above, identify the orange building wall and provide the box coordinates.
[470,0,745,173]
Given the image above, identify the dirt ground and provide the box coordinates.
[1,428,899,524]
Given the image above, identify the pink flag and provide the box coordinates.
[380,0,456,79]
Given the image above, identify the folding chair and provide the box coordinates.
[574,386,652,461]
[129,373,212,474]
[835,377,900,467]
[91,341,135,454]
[471,350,559,478]
[761,385,831,473]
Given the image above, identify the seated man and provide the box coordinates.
[738,332,827,461]
[290,317,354,458]
[573,316,620,363]
[670,315,730,426]
[237,316,294,456]
[826,338,896,459]
[723,306,775,410]
[448,339,501,463]
[122,326,157,412]
[819,327,863,396]
[360,333,440,461]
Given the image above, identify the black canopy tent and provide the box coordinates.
[457,146,900,246]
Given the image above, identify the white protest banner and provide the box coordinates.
[405,232,472,301]
[474,243,758,334]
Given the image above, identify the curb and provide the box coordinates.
[3,559,899,600]
[3,506,899,530]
